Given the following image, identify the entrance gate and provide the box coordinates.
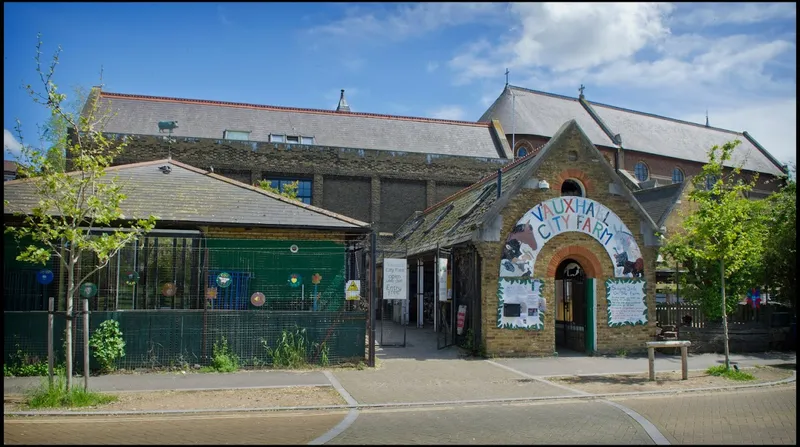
[377,248,408,348]
[436,246,454,350]
[555,259,586,352]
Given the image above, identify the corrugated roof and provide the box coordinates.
[632,182,687,228]
[3,159,368,230]
[94,91,506,159]
[479,86,616,147]
[587,101,784,176]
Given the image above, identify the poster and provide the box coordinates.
[438,258,449,301]
[605,278,648,327]
[345,280,361,301]
[497,278,545,330]
[383,258,407,300]
[499,197,644,279]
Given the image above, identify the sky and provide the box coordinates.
[3,2,797,171]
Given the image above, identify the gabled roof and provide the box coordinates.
[4,160,18,173]
[632,182,687,228]
[479,86,615,148]
[91,90,507,159]
[390,120,659,256]
[3,159,369,231]
[480,85,786,177]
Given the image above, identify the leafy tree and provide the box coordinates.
[661,140,768,370]
[763,171,796,316]
[256,179,300,201]
[4,35,157,390]
[40,85,89,173]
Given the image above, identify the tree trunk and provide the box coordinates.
[83,298,90,390]
[65,259,75,391]
[720,259,730,370]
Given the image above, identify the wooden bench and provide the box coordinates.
[646,340,691,381]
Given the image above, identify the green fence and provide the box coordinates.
[4,310,366,371]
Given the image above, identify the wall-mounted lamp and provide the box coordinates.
[537,180,550,190]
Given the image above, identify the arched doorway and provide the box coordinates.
[555,258,587,352]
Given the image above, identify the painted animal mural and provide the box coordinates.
[501,223,537,277]
[614,251,644,277]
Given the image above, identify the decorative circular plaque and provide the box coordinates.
[125,271,140,286]
[288,273,302,288]
[250,292,266,307]
[311,273,322,285]
[216,272,232,289]
[289,244,299,253]
[161,282,177,297]
[37,269,54,285]
[206,287,218,300]
[80,282,98,298]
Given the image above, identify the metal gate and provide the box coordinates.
[555,260,587,353]
[377,247,409,348]
[436,246,455,350]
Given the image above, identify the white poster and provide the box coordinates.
[497,278,545,330]
[605,279,648,327]
[382,258,408,300]
[499,197,644,279]
[438,258,448,302]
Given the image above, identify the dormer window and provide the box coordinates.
[286,136,300,143]
[301,136,314,145]
[270,134,285,143]
[224,130,250,141]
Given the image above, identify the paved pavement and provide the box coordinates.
[611,385,797,445]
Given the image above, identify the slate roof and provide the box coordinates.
[3,159,369,231]
[389,120,659,257]
[480,85,786,177]
[632,182,687,228]
[92,91,507,159]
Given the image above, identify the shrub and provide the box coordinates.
[706,365,755,381]
[4,347,49,377]
[89,319,126,373]
[207,337,239,373]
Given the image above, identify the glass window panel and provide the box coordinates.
[224,130,250,141]
[301,136,314,145]
[270,134,285,143]
[286,136,299,143]
[672,168,684,184]
[634,162,649,182]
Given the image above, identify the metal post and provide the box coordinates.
[48,297,54,386]
[83,298,90,390]
[368,232,377,367]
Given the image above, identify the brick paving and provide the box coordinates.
[610,385,797,445]
[328,401,653,445]
[3,411,347,445]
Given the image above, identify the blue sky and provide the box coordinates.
[4,2,797,168]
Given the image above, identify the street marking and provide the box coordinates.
[485,359,591,396]
[323,371,358,406]
[308,409,358,445]
[602,400,671,445]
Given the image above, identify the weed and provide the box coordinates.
[207,337,239,373]
[355,361,366,370]
[4,347,49,377]
[89,320,126,373]
[263,326,311,369]
[706,365,755,381]
[25,374,117,409]
[616,349,628,358]
[316,342,330,367]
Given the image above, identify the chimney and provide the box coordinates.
[336,89,351,112]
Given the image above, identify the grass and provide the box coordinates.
[24,375,117,409]
[706,365,756,381]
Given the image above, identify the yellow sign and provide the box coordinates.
[345,280,361,301]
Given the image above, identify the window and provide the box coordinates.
[672,167,684,184]
[705,174,718,191]
[517,147,528,158]
[634,162,649,182]
[560,179,584,197]
[223,130,250,141]
[397,216,425,241]
[264,178,313,204]
[269,134,285,143]
[300,136,314,145]
[286,136,300,143]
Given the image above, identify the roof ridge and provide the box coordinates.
[587,100,744,135]
[99,91,491,128]
[632,182,683,195]
[507,85,580,102]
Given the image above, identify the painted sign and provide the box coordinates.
[216,272,232,288]
[605,279,648,327]
[383,258,407,300]
[287,273,302,288]
[497,278,545,330]
[80,282,98,298]
[499,197,644,279]
[37,269,54,285]
[345,280,361,301]
[437,258,449,302]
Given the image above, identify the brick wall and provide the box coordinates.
[323,176,372,224]
[201,226,349,242]
[479,125,658,357]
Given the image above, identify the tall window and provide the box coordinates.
[634,161,649,182]
[705,174,718,191]
[264,178,313,204]
[517,147,528,158]
[672,167,684,184]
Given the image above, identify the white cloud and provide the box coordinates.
[4,129,23,159]
[672,2,797,27]
[426,61,439,73]
[680,98,797,168]
[429,105,466,121]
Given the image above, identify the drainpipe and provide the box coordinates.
[497,169,502,198]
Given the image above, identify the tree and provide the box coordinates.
[4,35,157,390]
[763,171,796,317]
[256,179,300,201]
[40,85,89,173]
[661,140,768,370]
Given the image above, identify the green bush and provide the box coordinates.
[25,373,116,409]
[207,337,239,373]
[89,319,126,373]
[3,347,59,377]
[706,365,755,381]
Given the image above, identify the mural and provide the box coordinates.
[500,197,644,279]
[497,278,545,330]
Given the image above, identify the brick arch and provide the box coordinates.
[554,169,594,195]
[545,245,603,278]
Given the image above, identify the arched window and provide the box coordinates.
[634,162,649,182]
[705,174,718,191]
[672,167,684,184]
[560,179,584,197]
[517,146,528,158]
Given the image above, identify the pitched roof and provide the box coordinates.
[479,86,615,148]
[92,90,507,159]
[480,85,786,177]
[4,160,17,173]
[3,159,369,231]
[390,120,659,256]
[632,182,687,228]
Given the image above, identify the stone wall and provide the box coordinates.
[478,125,658,357]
